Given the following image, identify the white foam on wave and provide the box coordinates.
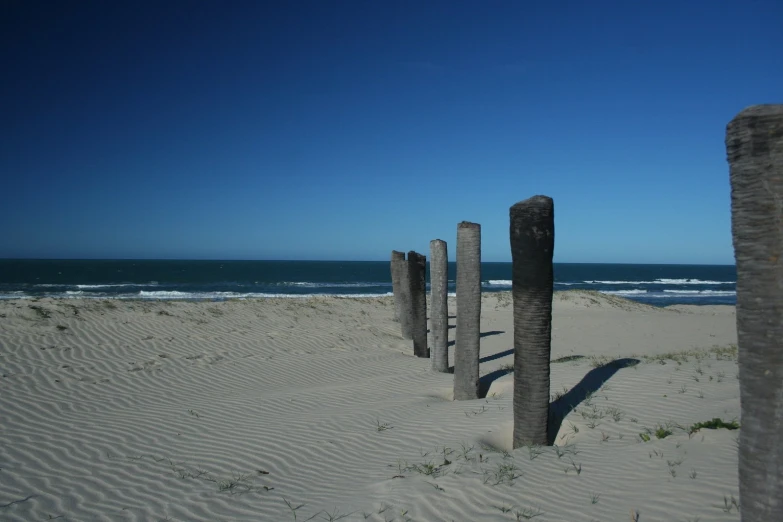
[585,279,734,285]
[76,283,158,289]
[662,290,736,296]
[655,279,735,285]
[136,290,394,300]
[602,290,736,299]
[0,291,29,300]
[281,281,390,288]
[484,280,512,286]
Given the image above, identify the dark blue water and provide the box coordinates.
[0,260,736,306]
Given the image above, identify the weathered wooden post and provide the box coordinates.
[510,196,555,448]
[430,239,449,372]
[726,104,783,521]
[408,251,429,358]
[454,222,481,400]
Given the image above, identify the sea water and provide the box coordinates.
[0,260,736,306]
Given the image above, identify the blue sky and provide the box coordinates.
[2,0,780,263]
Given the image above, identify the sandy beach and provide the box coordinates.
[0,291,740,521]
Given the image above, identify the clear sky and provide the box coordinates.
[2,1,780,263]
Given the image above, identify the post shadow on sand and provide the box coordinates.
[546,357,640,445]
[474,354,587,393]
[447,330,504,348]
[478,368,513,398]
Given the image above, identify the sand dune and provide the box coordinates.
[0,291,740,521]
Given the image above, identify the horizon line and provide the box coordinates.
[0,257,736,267]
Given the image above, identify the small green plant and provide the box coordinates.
[375,419,392,432]
[606,407,624,422]
[722,494,740,513]
[439,445,454,465]
[390,459,406,478]
[527,445,544,460]
[217,472,250,492]
[56,325,68,331]
[393,455,451,479]
[689,469,698,479]
[320,508,352,521]
[483,461,521,486]
[514,506,544,520]
[427,481,445,492]
[283,498,306,521]
[499,363,514,374]
[679,385,688,394]
[589,355,614,368]
[689,418,739,434]
[552,355,583,363]
[29,305,51,319]
[457,443,475,462]
[639,432,651,442]
[465,405,488,416]
[655,425,673,439]
[590,492,601,504]
[553,444,579,459]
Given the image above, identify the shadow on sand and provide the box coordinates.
[547,358,640,445]
[447,330,504,348]
[478,368,512,398]
[475,353,590,397]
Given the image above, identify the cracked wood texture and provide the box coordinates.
[390,250,405,323]
[510,196,555,448]
[407,251,429,358]
[727,104,783,521]
[454,222,481,400]
[396,252,413,340]
[430,239,449,372]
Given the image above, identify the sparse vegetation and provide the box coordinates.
[721,494,740,513]
[29,305,51,319]
[689,418,739,434]
[483,461,521,486]
[514,506,544,520]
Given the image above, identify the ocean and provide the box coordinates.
[0,260,736,306]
